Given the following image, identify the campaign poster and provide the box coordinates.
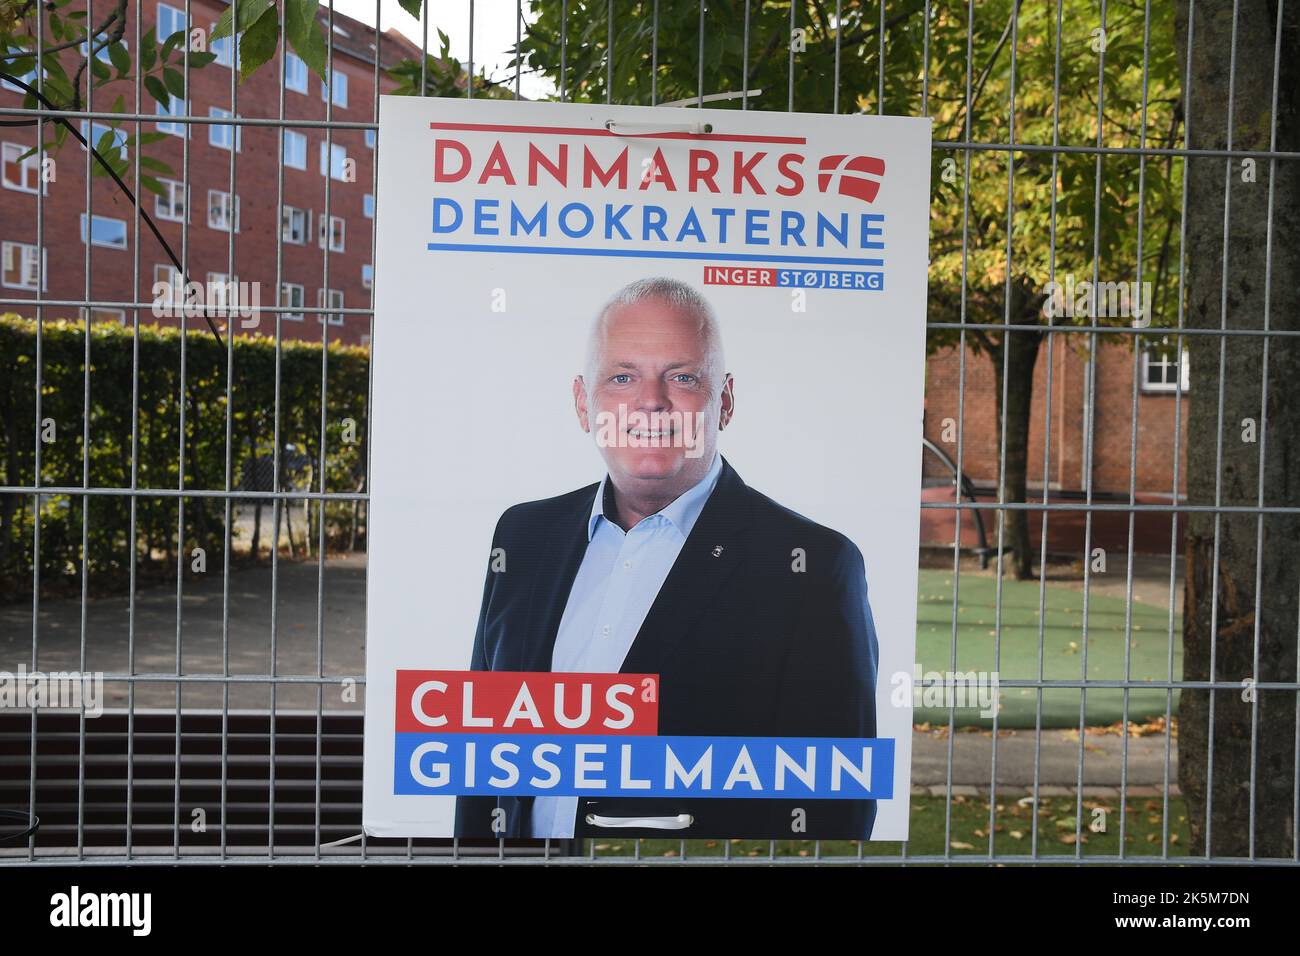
[362,96,930,842]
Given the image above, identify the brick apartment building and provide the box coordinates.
[1,0,421,346]
[1,3,1188,520]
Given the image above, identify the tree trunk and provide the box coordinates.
[1176,0,1300,858]
[991,286,1045,581]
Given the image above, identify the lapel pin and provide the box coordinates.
[711,545,724,558]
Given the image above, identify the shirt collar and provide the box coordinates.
[588,452,723,541]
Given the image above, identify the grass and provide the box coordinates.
[583,793,1192,859]
[915,569,1183,728]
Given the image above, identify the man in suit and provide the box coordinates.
[455,277,880,840]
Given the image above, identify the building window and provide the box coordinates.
[80,214,128,249]
[284,52,308,94]
[363,193,374,218]
[211,31,238,69]
[361,263,373,289]
[0,45,38,93]
[207,189,240,232]
[280,282,304,322]
[153,263,182,308]
[79,306,127,325]
[208,107,240,151]
[1142,341,1190,394]
[155,178,187,222]
[206,272,239,314]
[318,214,345,253]
[320,69,347,108]
[364,129,376,149]
[2,142,42,193]
[317,288,344,325]
[281,206,309,244]
[79,34,126,65]
[156,96,187,137]
[2,242,45,290]
[80,121,128,160]
[319,141,347,180]
[283,129,307,170]
[157,3,187,43]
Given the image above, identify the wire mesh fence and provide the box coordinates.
[0,0,1296,864]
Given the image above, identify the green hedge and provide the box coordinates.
[0,315,369,598]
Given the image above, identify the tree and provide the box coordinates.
[515,0,1184,580]
[1175,0,1299,859]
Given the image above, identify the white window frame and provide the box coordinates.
[320,69,347,108]
[81,120,127,160]
[280,282,305,322]
[317,288,344,325]
[79,34,126,65]
[153,263,182,309]
[318,214,345,253]
[284,52,308,94]
[2,241,46,290]
[1141,343,1191,394]
[283,129,307,170]
[210,26,238,69]
[319,141,347,181]
[0,46,38,93]
[206,271,239,315]
[2,142,43,194]
[208,107,240,151]
[281,205,309,244]
[155,178,188,222]
[207,189,240,233]
[155,96,188,137]
[157,3,187,43]
[80,213,128,249]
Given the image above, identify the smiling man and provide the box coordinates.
[455,277,880,841]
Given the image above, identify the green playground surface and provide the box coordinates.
[913,569,1183,729]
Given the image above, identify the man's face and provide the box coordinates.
[573,298,734,498]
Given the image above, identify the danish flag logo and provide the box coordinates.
[817,155,886,203]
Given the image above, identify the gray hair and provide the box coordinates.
[584,277,726,388]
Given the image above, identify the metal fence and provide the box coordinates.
[0,0,1296,865]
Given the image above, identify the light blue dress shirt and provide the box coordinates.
[530,452,724,838]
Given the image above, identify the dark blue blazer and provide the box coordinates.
[454,457,880,840]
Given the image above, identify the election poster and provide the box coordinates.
[363,96,931,842]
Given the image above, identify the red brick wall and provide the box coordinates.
[923,335,1189,498]
[0,0,415,347]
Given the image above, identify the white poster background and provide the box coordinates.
[363,97,930,840]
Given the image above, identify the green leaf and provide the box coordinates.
[161,29,183,63]
[89,56,112,81]
[144,74,169,107]
[108,41,131,76]
[238,7,281,82]
[284,0,328,81]
[162,67,185,99]
[397,0,423,20]
[212,0,275,41]
[111,94,125,114]
[139,28,157,70]
[137,154,171,172]
[139,174,165,195]
[186,51,218,68]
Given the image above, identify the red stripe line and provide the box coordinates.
[426,121,807,145]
